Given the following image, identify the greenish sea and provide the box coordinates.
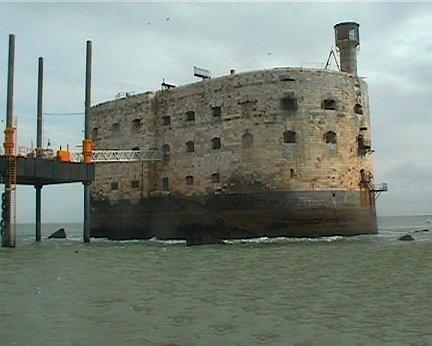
[1,216,431,345]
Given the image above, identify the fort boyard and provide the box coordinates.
[90,22,386,244]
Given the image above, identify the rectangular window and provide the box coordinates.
[131,180,139,189]
[290,169,295,179]
[162,116,171,125]
[162,177,169,191]
[111,182,118,190]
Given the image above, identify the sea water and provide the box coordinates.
[1,216,431,345]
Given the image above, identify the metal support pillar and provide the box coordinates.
[83,40,92,243]
[2,34,15,248]
[35,185,42,242]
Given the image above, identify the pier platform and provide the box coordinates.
[0,156,94,185]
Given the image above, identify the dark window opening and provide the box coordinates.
[322,99,336,110]
[162,116,171,125]
[111,182,118,190]
[211,173,220,183]
[162,177,169,191]
[357,134,371,155]
[112,123,120,136]
[162,144,170,160]
[186,140,194,153]
[92,127,99,139]
[131,119,141,134]
[132,146,140,151]
[324,131,337,144]
[212,106,221,117]
[360,126,368,131]
[185,175,194,185]
[354,104,363,114]
[186,111,195,121]
[242,133,254,149]
[280,76,296,82]
[283,130,297,144]
[281,96,298,111]
[290,169,295,178]
[212,137,221,150]
[131,180,139,189]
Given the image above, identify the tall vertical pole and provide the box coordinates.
[35,57,43,242]
[2,34,15,248]
[37,57,43,153]
[6,34,14,129]
[83,40,92,243]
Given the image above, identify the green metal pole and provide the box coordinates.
[83,40,92,243]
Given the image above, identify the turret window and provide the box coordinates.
[283,131,297,144]
[322,99,336,110]
[212,137,221,150]
[242,133,254,149]
[186,175,194,185]
[162,144,170,160]
[186,111,195,121]
[212,106,221,117]
[186,141,194,153]
[211,173,220,183]
[324,131,337,144]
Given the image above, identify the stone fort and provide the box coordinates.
[89,22,378,241]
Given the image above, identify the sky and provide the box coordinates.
[0,2,431,223]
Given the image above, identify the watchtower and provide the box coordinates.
[334,22,360,75]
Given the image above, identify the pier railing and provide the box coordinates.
[71,149,161,163]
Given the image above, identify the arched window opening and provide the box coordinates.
[354,104,363,114]
[162,177,169,191]
[112,123,120,136]
[132,119,141,133]
[212,106,221,117]
[322,99,336,110]
[281,96,298,111]
[324,131,337,144]
[186,111,195,121]
[186,141,194,153]
[131,180,140,189]
[162,116,171,125]
[211,173,220,183]
[111,182,118,190]
[283,130,297,144]
[212,137,221,150]
[92,127,99,139]
[186,175,194,185]
[162,144,170,160]
[242,133,254,149]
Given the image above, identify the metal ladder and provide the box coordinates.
[9,157,16,246]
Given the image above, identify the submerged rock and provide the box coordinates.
[48,228,66,239]
[398,234,414,241]
[414,229,429,233]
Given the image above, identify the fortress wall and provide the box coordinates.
[90,68,373,202]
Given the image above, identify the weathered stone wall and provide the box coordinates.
[90,67,373,202]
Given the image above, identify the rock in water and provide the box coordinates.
[48,228,66,239]
[398,234,414,241]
